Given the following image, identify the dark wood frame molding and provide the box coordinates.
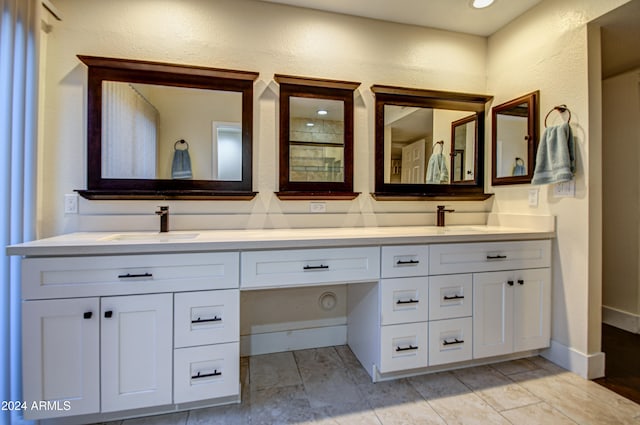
[76,55,259,200]
[491,90,539,186]
[274,74,361,200]
[371,85,493,200]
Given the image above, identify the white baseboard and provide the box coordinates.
[240,325,347,356]
[602,305,640,334]
[541,339,605,379]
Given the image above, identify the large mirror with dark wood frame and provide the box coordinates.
[491,91,539,186]
[76,55,259,200]
[275,74,360,200]
[371,85,492,200]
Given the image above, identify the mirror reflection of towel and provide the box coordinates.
[172,148,193,179]
[426,152,449,184]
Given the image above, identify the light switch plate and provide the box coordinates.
[528,189,539,207]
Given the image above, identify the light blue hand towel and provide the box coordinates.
[171,147,193,179]
[426,152,449,184]
[531,122,575,185]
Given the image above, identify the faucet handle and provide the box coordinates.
[437,205,455,213]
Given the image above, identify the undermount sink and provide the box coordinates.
[100,232,200,242]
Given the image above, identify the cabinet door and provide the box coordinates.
[473,271,513,358]
[514,268,551,352]
[22,298,100,420]
[101,293,173,412]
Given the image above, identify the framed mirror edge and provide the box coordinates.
[371,192,493,201]
[76,190,258,201]
[491,90,540,186]
[371,84,493,199]
[275,74,361,199]
[77,55,259,201]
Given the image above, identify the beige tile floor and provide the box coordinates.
[101,346,640,425]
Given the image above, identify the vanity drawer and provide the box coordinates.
[429,240,551,275]
[379,322,428,373]
[174,290,239,348]
[240,247,380,289]
[428,317,472,366]
[429,274,472,320]
[22,252,240,300]
[381,245,429,278]
[380,277,429,326]
[173,342,239,404]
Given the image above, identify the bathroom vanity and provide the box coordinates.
[7,224,553,424]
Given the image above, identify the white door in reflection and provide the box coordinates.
[212,122,242,181]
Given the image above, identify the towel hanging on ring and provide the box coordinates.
[171,139,193,179]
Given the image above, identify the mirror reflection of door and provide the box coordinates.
[212,122,242,181]
[289,97,345,183]
[495,102,529,178]
[451,115,477,183]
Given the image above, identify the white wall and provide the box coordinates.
[602,69,640,332]
[40,0,490,237]
[487,0,632,377]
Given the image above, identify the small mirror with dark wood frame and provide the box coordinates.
[371,85,492,200]
[491,90,539,186]
[77,55,259,200]
[274,74,360,200]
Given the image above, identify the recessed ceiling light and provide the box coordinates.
[317,109,328,116]
[472,0,494,9]
[306,122,315,127]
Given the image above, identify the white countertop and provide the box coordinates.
[6,225,555,257]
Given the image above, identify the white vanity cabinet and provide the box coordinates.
[430,240,552,360]
[20,252,240,422]
[22,298,100,420]
[473,268,551,358]
[22,293,173,419]
[100,294,173,412]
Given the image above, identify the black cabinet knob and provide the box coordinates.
[104,310,113,319]
[83,312,92,319]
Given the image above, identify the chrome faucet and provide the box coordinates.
[436,205,454,227]
[155,206,169,233]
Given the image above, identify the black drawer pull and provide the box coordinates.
[507,280,514,286]
[395,345,419,352]
[443,295,465,301]
[396,259,419,265]
[191,370,222,380]
[443,338,464,346]
[83,312,93,319]
[191,316,222,324]
[104,310,113,318]
[518,279,525,285]
[396,299,419,305]
[118,272,153,279]
[303,264,329,270]
[486,255,507,260]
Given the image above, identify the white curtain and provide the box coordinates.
[102,81,158,179]
[0,0,39,424]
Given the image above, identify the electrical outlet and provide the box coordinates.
[64,194,79,214]
[309,202,326,213]
[553,180,576,198]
